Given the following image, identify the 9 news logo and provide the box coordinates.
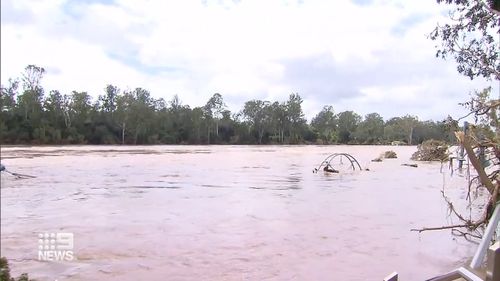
[37,232,74,261]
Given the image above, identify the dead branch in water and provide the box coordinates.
[411,191,488,235]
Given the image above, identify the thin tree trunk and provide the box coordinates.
[455,132,496,195]
[134,124,140,145]
[122,122,126,145]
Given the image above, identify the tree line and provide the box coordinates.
[0,65,457,145]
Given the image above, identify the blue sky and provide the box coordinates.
[0,0,495,121]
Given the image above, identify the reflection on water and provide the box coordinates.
[0,145,478,280]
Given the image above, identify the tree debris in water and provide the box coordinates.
[411,139,449,161]
[0,163,36,179]
[384,151,397,159]
[371,151,397,162]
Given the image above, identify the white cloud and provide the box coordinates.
[1,0,496,120]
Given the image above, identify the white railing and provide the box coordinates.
[470,203,500,269]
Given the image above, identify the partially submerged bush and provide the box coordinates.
[0,257,32,281]
[384,150,397,159]
[411,139,449,161]
[0,257,10,281]
[372,151,397,162]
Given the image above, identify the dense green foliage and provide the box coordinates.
[0,65,456,145]
[0,257,31,281]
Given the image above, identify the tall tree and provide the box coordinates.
[337,111,361,144]
[129,87,154,144]
[204,93,226,141]
[400,115,419,145]
[286,93,306,143]
[67,91,93,143]
[0,78,18,112]
[115,91,133,144]
[269,101,288,143]
[354,113,384,144]
[0,79,19,142]
[242,99,270,144]
[100,84,119,114]
[311,105,337,143]
[18,65,45,120]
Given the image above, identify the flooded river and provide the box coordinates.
[0,145,478,280]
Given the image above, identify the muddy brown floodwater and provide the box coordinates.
[0,145,480,280]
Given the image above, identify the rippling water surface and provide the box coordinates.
[0,145,478,280]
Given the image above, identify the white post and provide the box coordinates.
[486,241,500,281]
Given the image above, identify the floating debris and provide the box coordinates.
[384,151,397,159]
[0,163,36,179]
[313,153,363,173]
[411,139,449,161]
[402,163,418,168]
[371,151,397,162]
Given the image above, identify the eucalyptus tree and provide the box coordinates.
[16,65,46,140]
[242,99,270,144]
[69,91,93,123]
[311,105,337,143]
[286,93,306,143]
[354,113,384,144]
[384,117,406,143]
[44,90,65,126]
[218,109,236,143]
[0,78,18,112]
[167,95,194,143]
[43,90,66,142]
[400,115,419,145]
[100,84,119,115]
[268,101,288,143]
[0,79,19,142]
[128,87,155,144]
[115,91,133,144]
[191,107,205,143]
[204,93,226,142]
[336,111,361,143]
[431,0,499,80]
[66,91,93,143]
[412,120,448,144]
